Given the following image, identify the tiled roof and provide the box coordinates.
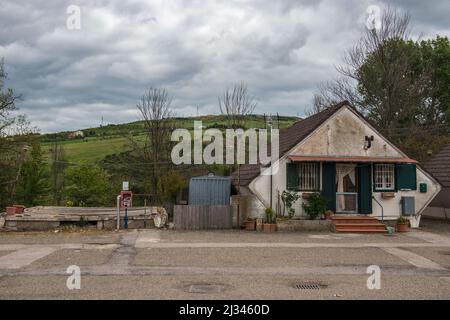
[231,101,349,186]
[424,142,450,187]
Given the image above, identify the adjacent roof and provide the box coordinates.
[424,142,450,188]
[232,101,349,186]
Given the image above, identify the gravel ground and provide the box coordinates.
[403,247,450,268]
[133,247,411,268]
[159,229,426,244]
[0,223,449,299]
[25,249,114,269]
[0,274,449,300]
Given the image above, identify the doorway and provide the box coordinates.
[335,163,358,213]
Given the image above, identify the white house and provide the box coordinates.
[231,101,441,228]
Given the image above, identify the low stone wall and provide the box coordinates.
[4,217,155,231]
[276,219,332,232]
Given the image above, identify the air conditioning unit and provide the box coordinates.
[401,197,415,216]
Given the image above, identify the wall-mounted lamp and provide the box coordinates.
[364,135,374,150]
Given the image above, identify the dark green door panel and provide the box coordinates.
[358,163,372,214]
[321,162,336,212]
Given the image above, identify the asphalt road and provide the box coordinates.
[0,219,449,299]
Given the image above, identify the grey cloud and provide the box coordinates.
[0,0,449,132]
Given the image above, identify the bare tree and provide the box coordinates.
[218,82,257,128]
[311,7,416,122]
[0,58,19,135]
[134,87,173,201]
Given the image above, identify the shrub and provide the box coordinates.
[281,190,300,218]
[265,207,275,224]
[397,216,409,224]
[302,193,327,220]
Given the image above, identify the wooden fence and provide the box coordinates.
[173,205,232,230]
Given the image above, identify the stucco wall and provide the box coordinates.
[290,107,403,158]
[248,106,441,221]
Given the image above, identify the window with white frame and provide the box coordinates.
[298,162,320,191]
[374,164,395,190]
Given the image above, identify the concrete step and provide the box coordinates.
[331,216,379,223]
[331,215,387,233]
[334,223,386,230]
[335,228,387,233]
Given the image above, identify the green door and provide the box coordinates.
[357,163,372,214]
[321,162,336,212]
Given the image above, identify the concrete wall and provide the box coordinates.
[246,106,441,222]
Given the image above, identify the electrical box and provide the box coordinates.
[401,196,415,216]
[419,183,427,193]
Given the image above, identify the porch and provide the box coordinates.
[286,155,418,217]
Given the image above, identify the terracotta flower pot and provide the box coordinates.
[6,207,16,215]
[263,223,277,232]
[396,223,410,232]
[324,212,333,220]
[13,205,25,214]
[244,220,256,231]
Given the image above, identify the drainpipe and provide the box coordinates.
[116,195,121,230]
[372,195,384,222]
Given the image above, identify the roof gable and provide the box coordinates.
[288,105,406,159]
[232,101,349,186]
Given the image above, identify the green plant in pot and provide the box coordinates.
[302,193,327,220]
[281,190,300,218]
[396,216,410,232]
[324,210,334,220]
[263,207,277,232]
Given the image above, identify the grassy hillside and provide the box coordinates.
[40,114,299,164]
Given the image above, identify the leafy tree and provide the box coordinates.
[159,170,187,203]
[49,138,68,205]
[14,141,50,206]
[64,165,112,206]
[312,8,450,161]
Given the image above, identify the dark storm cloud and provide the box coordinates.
[0,0,448,132]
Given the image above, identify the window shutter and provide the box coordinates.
[396,164,417,190]
[286,162,299,190]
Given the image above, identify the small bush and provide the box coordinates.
[265,207,275,223]
[78,216,89,227]
[302,193,327,220]
[397,216,409,224]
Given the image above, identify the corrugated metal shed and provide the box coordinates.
[189,175,231,205]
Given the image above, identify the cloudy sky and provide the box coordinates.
[1,0,449,133]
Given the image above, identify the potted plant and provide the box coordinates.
[396,216,410,232]
[324,210,334,220]
[244,218,256,231]
[281,190,300,218]
[263,207,277,232]
[302,193,327,220]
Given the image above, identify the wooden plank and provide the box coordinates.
[173,204,232,230]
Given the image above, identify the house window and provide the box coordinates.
[298,162,320,191]
[374,164,395,191]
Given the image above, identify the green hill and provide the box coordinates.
[40,114,300,164]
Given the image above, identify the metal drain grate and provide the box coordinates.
[293,282,325,290]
